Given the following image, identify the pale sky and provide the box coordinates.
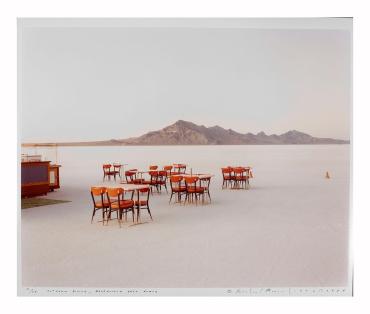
[20,19,352,142]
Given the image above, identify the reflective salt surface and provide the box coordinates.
[21,145,350,288]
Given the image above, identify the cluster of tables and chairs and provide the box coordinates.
[123,164,187,192]
[169,174,212,205]
[124,164,213,205]
[92,163,252,228]
[221,166,253,189]
[90,183,152,228]
[93,163,213,227]
[102,163,127,181]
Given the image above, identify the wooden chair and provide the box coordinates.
[163,165,173,183]
[163,165,173,175]
[233,167,249,189]
[133,187,153,221]
[184,176,205,205]
[112,164,122,179]
[125,171,143,184]
[200,176,212,202]
[106,187,135,227]
[157,170,168,193]
[221,167,235,189]
[103,164,116,181]
[169,175,186,204]
[174,164,187,174]
[142,171,160,194]
[90,187,109,225]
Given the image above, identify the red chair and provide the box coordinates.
[221,167,235,189]
[184,176,205,205]
[163,165,173,175]
[157,170,168,193]
[90,187,109,225]
[142,171,160,193]
[233,167,249,189]
[174,164,187,174]
[112,164,122,179]
[106,187,135,227]
[103,164,116,181]
[134,187,153,221]
[125,171,143,184]
[149,165,158,170]
[200,176,212,202]
[169,175,186,204]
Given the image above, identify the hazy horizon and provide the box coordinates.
[20,19,352,142]
[21,119,350,144]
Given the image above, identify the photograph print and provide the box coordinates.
[18,18,352,296]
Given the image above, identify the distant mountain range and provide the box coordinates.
[22,120,350,146]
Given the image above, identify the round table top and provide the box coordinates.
[174,173,214,179]
[92,182,150,191]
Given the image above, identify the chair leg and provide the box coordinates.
[102,208,105,225]
[118,210,122,228]
[147,206,153,220]
[169,192,173,204]
[91,208,96,223]
[106,210,111,225]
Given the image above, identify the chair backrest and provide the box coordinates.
[170,175,183,183]
[125,171,136,183]
[90,186,107,206]
[233,167,246,178]
[113,164,121,170]
[149,165,158,170]
[200,176,211,188]
[184,176,199,190]
[106,187,124,206]
[163,165,172,176]
[106,187,123,197]
[149,171,159,184]
[91,186,106,195]
[174,164,186,173]
[158,170,167,181]
[103,164,112,174]
[138,187,150,201]
[221,167,233,178]
[170,175,183,190]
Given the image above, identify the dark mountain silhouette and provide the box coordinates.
[22,120,349,146]
[121,120,349,145]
